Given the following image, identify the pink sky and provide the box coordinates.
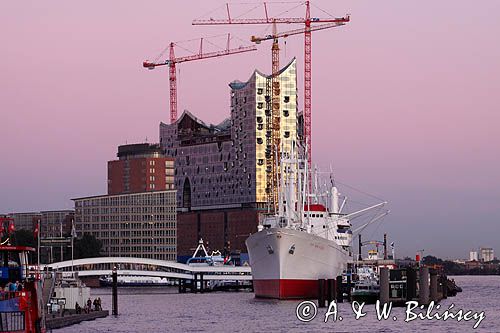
[1,1,499,258]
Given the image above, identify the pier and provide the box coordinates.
[316,264,462,307]
[46,310,109,330]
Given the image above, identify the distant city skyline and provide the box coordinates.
[1,1,499,258]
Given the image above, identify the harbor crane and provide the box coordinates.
[143,34,257,124]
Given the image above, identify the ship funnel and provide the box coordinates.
[332,186,340,214]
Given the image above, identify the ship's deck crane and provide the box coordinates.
[193,1,350,178]
[143,34,257,124]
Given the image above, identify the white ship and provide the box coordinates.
[99,275,174,287]
[246,148,387,299]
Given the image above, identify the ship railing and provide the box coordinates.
[0,291,31,301]
[0,311,25,332]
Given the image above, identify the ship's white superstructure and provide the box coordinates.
[246,146,387,299]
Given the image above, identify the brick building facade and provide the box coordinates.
[108,143,175,195]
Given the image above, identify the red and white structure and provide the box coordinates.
[143,35,257,124]
[245,149,387,299]
[192,1,350,179]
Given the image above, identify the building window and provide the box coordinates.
[150,160,155,166]
[257,102,263,109]
[150,183,155,189]
[257,116,263,123]
[257,88,263,95]
[150,168,155,173]
[257,138,263,144]
[258,159,264,166]
[257,124,263,130]
[284,96,290,103]
[283,110,289,117]
[284,131,290,138]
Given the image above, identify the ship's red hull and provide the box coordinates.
[253,279,319,299]
[246,228,351,300]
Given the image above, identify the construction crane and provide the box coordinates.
[251,21,346,44]
[265,22,280,212]
[143,34,257,124]
[192,1,349,195]
[255,21,346,209]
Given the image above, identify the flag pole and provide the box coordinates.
[60,219,63,262]
[37,218,41,279]
[71,218,75,275]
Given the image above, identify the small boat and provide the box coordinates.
[98,275,174,287]
[352,280,380,304]
[351,266,380,304]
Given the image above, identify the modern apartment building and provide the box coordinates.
[480,247,494,262]
[73,190,177,260]
[7,210,74,238]
[7,212,41,231]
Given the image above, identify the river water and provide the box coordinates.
[53,276,500,332]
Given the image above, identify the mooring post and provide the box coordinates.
[326,278,336,305]
[430,269,438,302]
[380,267,390,304]
[336,276,343,303]
[112,268,118,316]
[317,279,326,308]
[406,267,417,301]
[419,266,430,305]
[441,275,448,299]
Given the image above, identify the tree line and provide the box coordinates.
[11,230,102,264]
